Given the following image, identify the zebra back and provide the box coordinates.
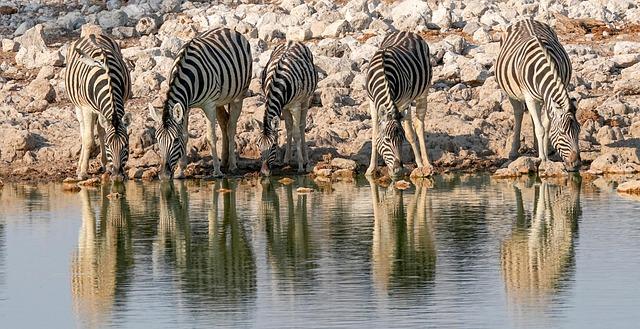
[161,28,252,126]
[259,41,317,140]
[366,31,432,119]
[496,19,572,107]
[66,34,131,125]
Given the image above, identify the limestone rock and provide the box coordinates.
[14,25,64,69]
[538,161,567,177]
[617,180,640,196]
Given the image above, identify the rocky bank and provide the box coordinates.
[1,0,640,182]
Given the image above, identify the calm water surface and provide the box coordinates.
[0,175,639,328]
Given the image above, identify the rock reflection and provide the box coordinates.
[501,176,581,308]
[260,178,317,285]
[368,178,436,295]
[71,184,133,329]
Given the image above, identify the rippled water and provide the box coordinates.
[1,175,639,328]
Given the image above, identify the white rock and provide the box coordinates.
[322,20,352,38]
[136,16,158,35]
[287,26,311,42]
[14,25,64,69]
[613,41,640,55]
[431,4,452,30]
[390,0,431,31]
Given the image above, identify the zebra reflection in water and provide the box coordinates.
[71,185,133,329]
[501,176,581,308]
[260,178,317,284]
[367,177,436,295]
[154,180,256,304]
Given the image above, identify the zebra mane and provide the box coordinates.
[377,48,399,121]
[260,44,289,139]
[84,34,120,127]
[527,24,570,111]
[163,38,196,124]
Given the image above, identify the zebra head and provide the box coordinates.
[257,116,279,176]
[376,111,405,178]
[150,102,185,180]
[98,112,131,182]
[548,99,581,172]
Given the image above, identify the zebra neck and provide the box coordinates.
[262,92,283,136]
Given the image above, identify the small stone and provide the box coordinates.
[296,187,313,193]
[98,10,128,29]
[538,161,567,177]
[617,180,640,196]
[322,20,351,38]
[141,167,158,180]
[410,165,434,178]
[330,157,358,171]
[395,180,411,190]
[128,167,144,179]
[136,16,158,35]
[78,178,101,186]
[278,177,294,185]
[2,39,18,52]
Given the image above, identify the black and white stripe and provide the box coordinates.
[149,28,252,179]
[66,34,131,181]
[496,18,581,171]
[257,41,317,176]
[365,31,432,178]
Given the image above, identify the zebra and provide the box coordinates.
[365,31,432,178]
[65,33,131,181]
[257,41,318,176]
[148,28,252,179]
[495,18,581,171]
[500,176,581,301]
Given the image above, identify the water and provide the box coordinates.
[1,175,639,329]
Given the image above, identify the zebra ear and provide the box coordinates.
[148,104,162,123]
[172,103,184,123]
[76,47,106,69]
[97,113,109,129]
[122,112,132,128]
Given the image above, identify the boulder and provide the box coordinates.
[390,0,431,30]
[24,79,56,103]
[493,156,541,178]
[14,25,64,69]
[322,20,352,38]
[331,157,357,171]
[97,10,129,29]
[538,161,567,177]
[617,180,640,196]
[136,16,158,35]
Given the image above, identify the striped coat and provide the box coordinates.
[65,33,131,181]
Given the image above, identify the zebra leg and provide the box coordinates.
[524,95,548,162]
[226,97,243,173]
[415,96,431,166]
[541,110,552,159]
[216,106,229,170]
[174,112,189,179]
[203,104,223,177]
[75,107,85,178]
[282,108,293,165]
[78,109,97,180]
[401,108,423,168]
[290,105,306,173]
[508,98,525,160]
[366,100,378,177]
[300,106,309,165]
[96,123,107,172]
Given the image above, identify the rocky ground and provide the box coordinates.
[1,0,640,183]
